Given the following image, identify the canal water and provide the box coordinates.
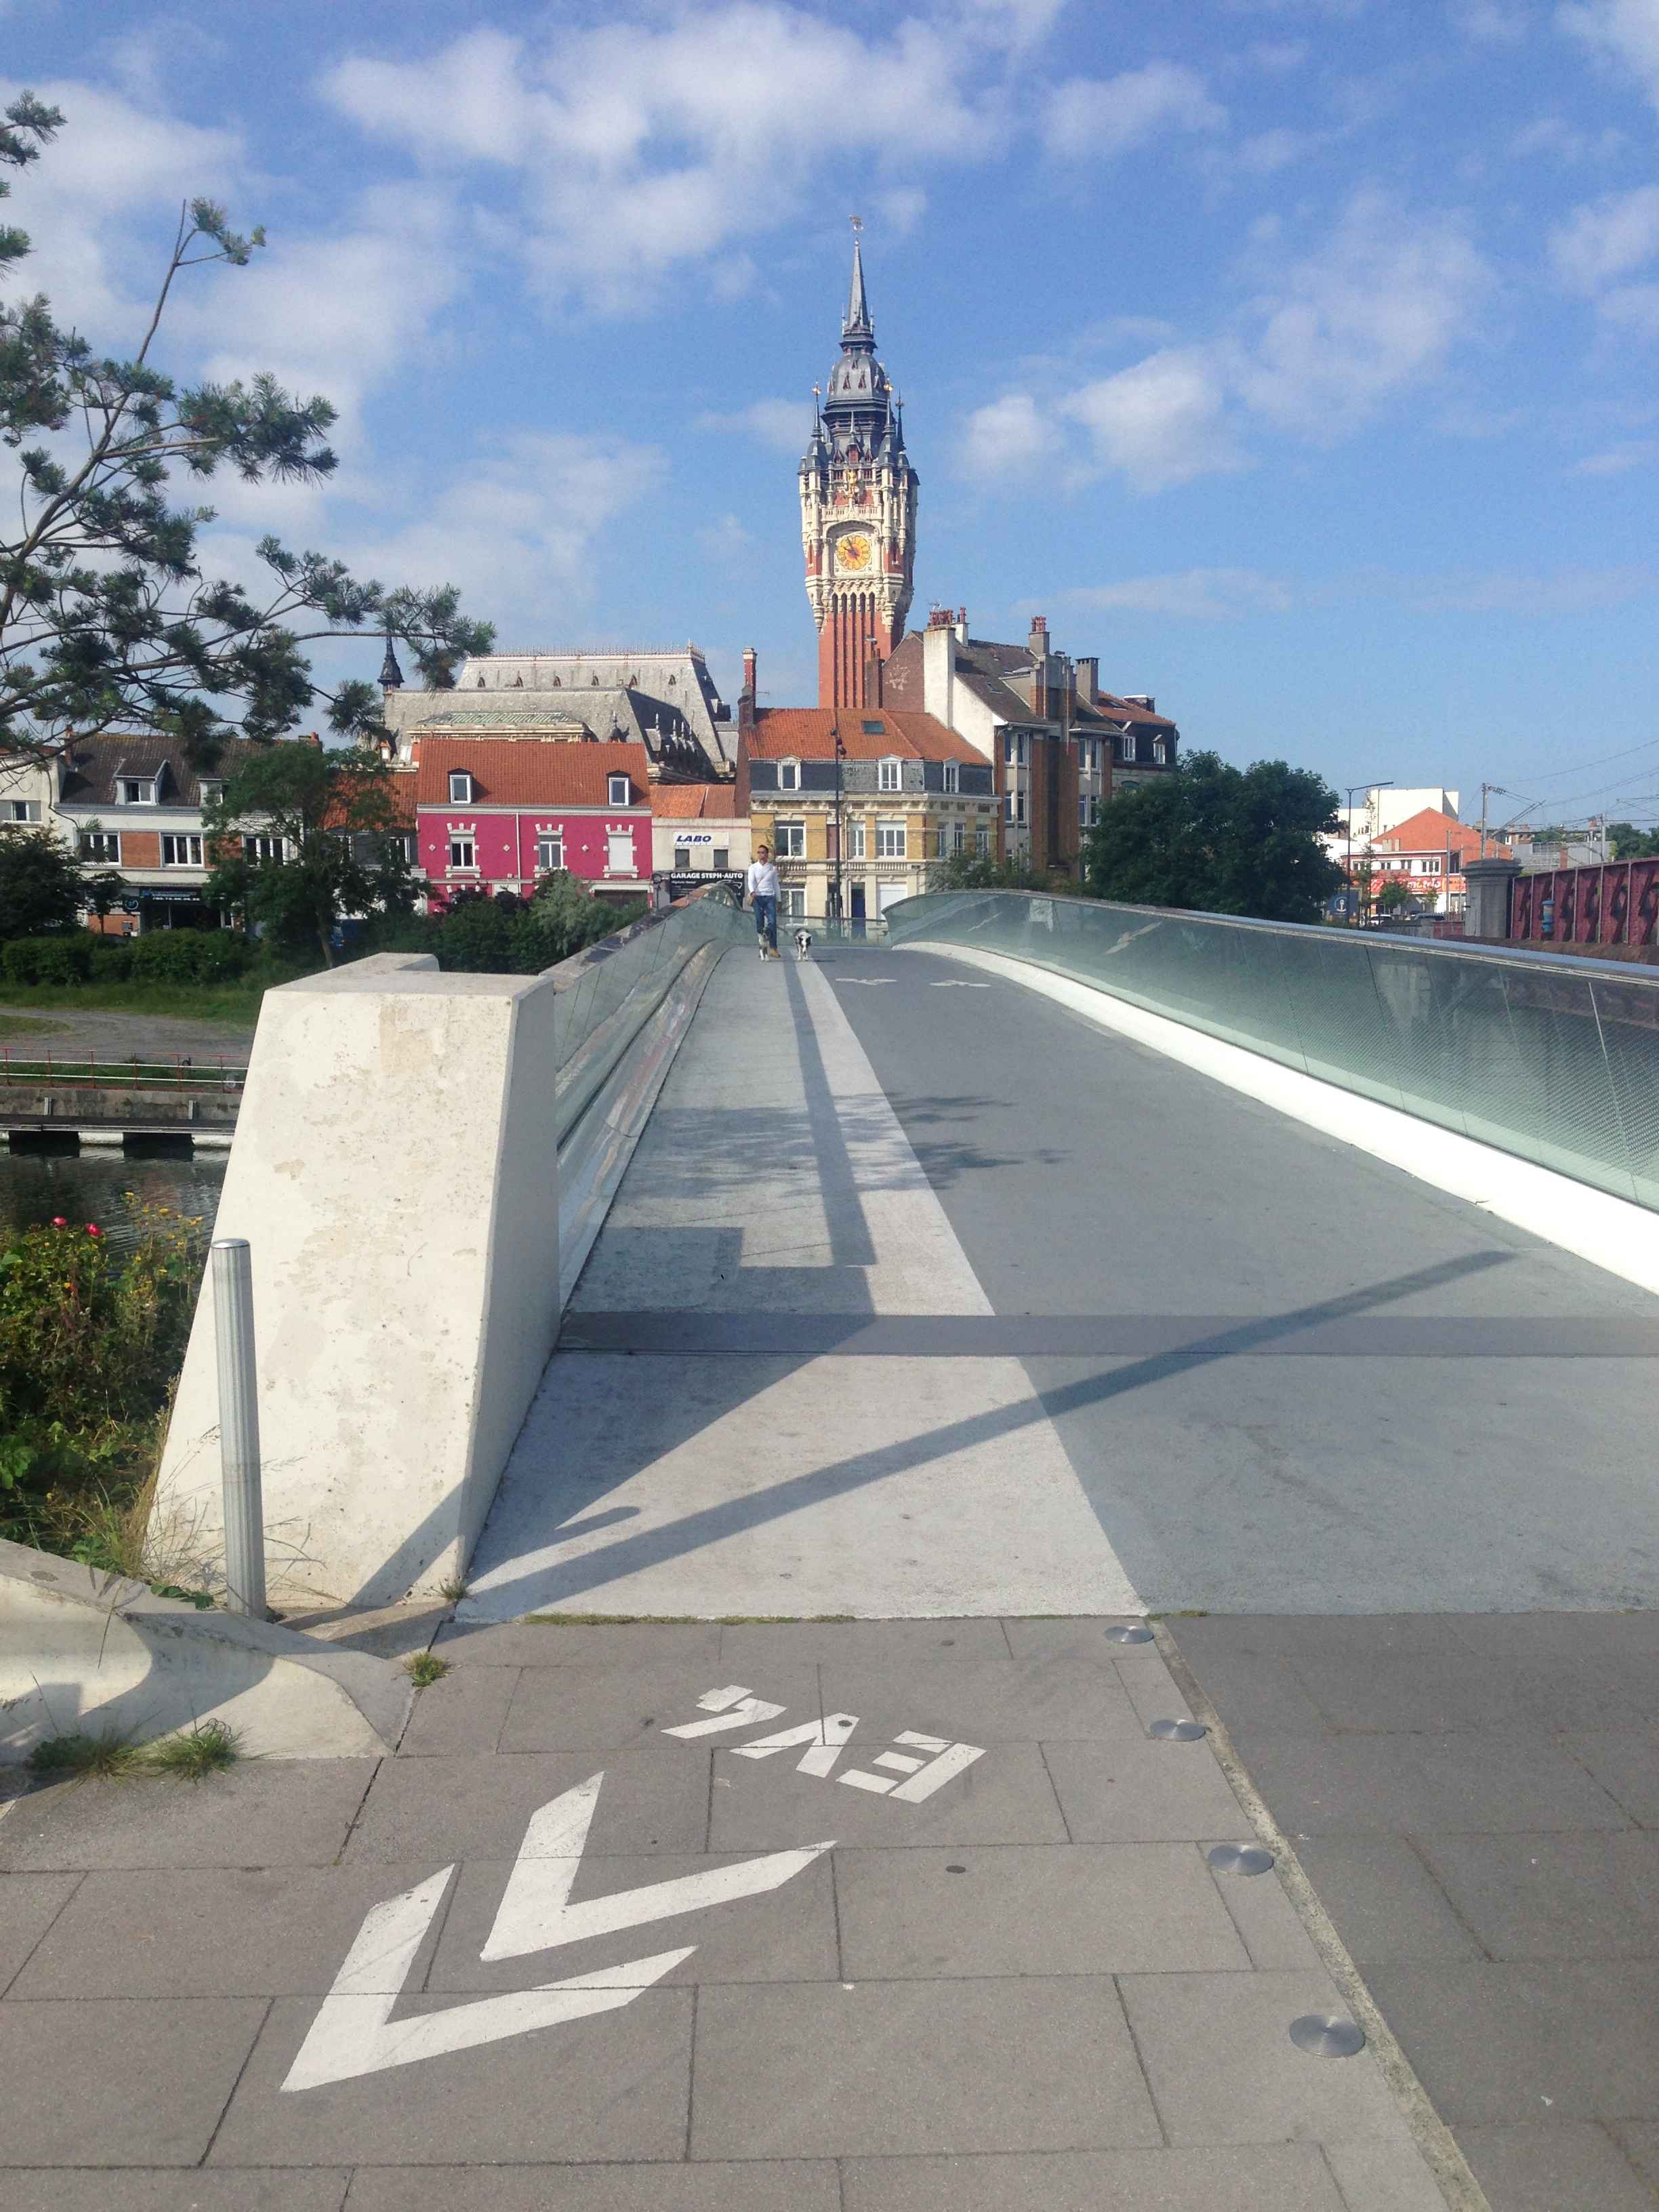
[0,1142,226,1251]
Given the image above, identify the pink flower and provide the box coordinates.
[85,1224,101,1237]
[51,1216,67,1228]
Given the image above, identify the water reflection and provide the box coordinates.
[0,1141,226,1250]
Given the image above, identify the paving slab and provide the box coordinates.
[210,1987,694,2165]
[707,1736,1069,1849]
[340,2165,842,2212]
[691,1976,1162,2158]
[1413,1826,1659,1959]
[1118,1969,1412,2148]
[0,2177,350,2212]
[1319,2137,1454,2212]
[8,1864,450,1997]
[1228,1725,1631,1835]
[396,1666,519,1755]
[719,1617,1011,1667]
[1456,2121,1659,2210]
[340,1747,710,1862]
[434,1620,726,1670]
[840,2142,1349,2211]
[1557,1725,1659,1825]
[817,1653,1140,1742]
[0,1766,373,1871]
[1200,1841,1324,1970]
[496,1659,822,1755]
[834,1841,1250,1977]
[1040,1732,1250,1841]
[0,1997,268,2165]
[0,1871,79,1993]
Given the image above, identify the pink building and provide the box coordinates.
[413,738,653,907]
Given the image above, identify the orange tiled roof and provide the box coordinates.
[650,782,743,819]
[747,708,983,764]
[413,738,649,806]
[1373,806,1511,861]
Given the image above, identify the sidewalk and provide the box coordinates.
[0,1615,1454,2209]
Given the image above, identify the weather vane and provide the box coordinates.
[850,213,862,237]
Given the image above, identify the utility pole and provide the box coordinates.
[1345,780,1391,926]
[832,729,846,925]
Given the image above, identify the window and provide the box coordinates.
[449,836,476,872]
[243,834,289,863]
[975,823,991,857]
[951,820,966,855]
[80,830,120,863]
[712,847,729,872]
[778,760,801,791]
[607,833,635,875]
[197,781,223,808]
[1120,734,1136,765]
[608,773,631,805]
[1080,795,1089,828]
[117,778,157,805]
[6,800,40,822]
[1006,790,1026,825]
[878,756,902,792]
[783,888,807,920]
[674,845,693,872]
[845,819,867,860]
[161,834,203,867]
[449,771,473,804]
[386,832,416,865]
[1004,731,1026,766]
[537,834,563,873]
[1425,855,1443,874]
[1153,738,1167,765]
[876,820,905,859]
[773,820,805,858]
[861,720,884,736]
[943,760,959,794]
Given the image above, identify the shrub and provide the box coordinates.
[1,935,94,987]
[127,930,251,984]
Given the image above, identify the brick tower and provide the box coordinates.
[800,224,919,709]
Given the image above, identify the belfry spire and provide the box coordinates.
[844,216,872,341]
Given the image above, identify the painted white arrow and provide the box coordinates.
[834,977,897,985]
[928,980,991,987]
[481,1771,832,1961]
[283,1773,832,2091]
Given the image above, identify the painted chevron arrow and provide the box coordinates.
[282,1772,832,2091]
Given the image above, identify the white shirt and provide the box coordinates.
[746,859,780,900]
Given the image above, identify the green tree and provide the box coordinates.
[0,823,84,937]
[1084,751,1344,924]
[926,851,1046,893]
[1,95,492,767]
[1607,821,1659,861]
[203,744,413,967]
[1374,877,1418,916]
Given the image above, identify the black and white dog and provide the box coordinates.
[794,926,814,960]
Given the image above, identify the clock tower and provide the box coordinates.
[800,227,919,709]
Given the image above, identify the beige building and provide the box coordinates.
[650,782,752,888]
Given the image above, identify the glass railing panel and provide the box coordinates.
[1589,974,1659,1210]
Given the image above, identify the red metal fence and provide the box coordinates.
[1511,859,1659,949]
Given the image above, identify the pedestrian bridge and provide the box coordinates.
[154,889,1659,1626]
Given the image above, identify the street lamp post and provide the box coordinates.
[832,731,846,926]
[1345,780,1391,925]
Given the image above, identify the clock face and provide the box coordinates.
[836,533,874,574]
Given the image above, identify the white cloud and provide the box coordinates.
[1248,40,1313,70]
[1559,0,1659,109]
[695,514,754,561]
[1044,61,1225,161]
[1235,127,1321,173]
[1062,349,1245,491]
[695,398,813,453]
[1063,569,1295,619]
[1510,112,1626,158]
[1549,184,1659,289]
[1572,436,1659,472]
[1599,281,1659,337]
[321,9,1019,312]
[960,393,1056,476]
[1229,192,1491,440]
[1405,564,1659,611]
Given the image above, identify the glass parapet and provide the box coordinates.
[882,892,1659,1210]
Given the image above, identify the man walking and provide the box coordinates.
[746,843,781,961]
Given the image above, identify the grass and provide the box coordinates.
[0,1012,70,1038]
[0,979,272,1025]
[405,1651,451,1689]
[437,1576,470,1605]
[27,1718,242,1780]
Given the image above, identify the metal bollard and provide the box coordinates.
[211,1237,266,1618]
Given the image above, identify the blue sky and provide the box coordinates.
[8,0,1659,827]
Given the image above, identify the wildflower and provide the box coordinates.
[86,1225,101,1238]
[51,1216,67,1228]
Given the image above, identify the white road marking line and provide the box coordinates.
[481,1773,832,1962]
[663,1686,787,1737]
[928,980,991,987]
[281,1867,693,2091]
[840,1740,987,1801]
[729,1713,859,1776]
[833,978,897,985]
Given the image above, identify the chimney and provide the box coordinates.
[1074,656,1098,705]
[956,606,968,642]
[739,647,757,735]
[1027,615,1048,659]
[926,605,954,629]
[864,641,884,708]
[1124,694,1155,713]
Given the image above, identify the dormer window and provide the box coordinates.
[779,759,801,791]
[943,760,960,794]
[878,756,901,792]
[198,779,223,808]
[449,771,474,804]
[118,777,157,806]
[608,773,630,805]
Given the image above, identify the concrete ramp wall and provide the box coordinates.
[153,954,565,1609]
